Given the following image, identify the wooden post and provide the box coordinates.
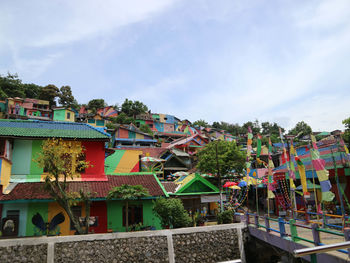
[264,214,270,233]
[245,212,250,226]
[311,223,321,246]
[278,217,286,238]
[289,219,298,242]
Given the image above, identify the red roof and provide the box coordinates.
[161,182,177,193]
[0,174,165,201]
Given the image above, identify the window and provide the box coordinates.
[123,205,143,226]
[88,119,95,124]
[67,112,71,119]
[70,206,82,230]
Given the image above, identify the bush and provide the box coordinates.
[153,198,192,228]
[217,209,234,224]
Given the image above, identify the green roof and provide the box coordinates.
[0,119,110,140]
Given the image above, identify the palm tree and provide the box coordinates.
[107,184,150,232]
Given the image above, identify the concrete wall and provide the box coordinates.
[0,223,246,263]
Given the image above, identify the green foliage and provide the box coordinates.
[197,141,246,176]
[23,83,43,99]
[0,73,25,99]
[217,209,234,224]
[34,139,92,235]
[193,119,209,128]
[87,99,106,113]
[288,121,312,138]
[59,86,78,108]
[121,98,148,117]
[139,123,153,136]
[39,84,60,107]
[153,198,192,228]
[343,117,350,146]
[261,122,284,137]
[110,112,134,124]
[107,184,150,200]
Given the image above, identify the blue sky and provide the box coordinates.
[1,0,350,131]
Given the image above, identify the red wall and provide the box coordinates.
[118,129,129,139]
[81,141,105,180]
[89,201,107,234]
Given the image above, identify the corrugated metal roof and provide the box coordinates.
[0,119,110,140]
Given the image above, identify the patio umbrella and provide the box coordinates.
[173,171,189,177]
[141,157,165,162]
[296,180,320,191]
[223,181,237,188]
[229,185,241,190]
[238,181,247,187]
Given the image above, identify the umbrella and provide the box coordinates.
[229,185,241,190]
[223,181,237,188]
[173,171,189,177]
[238,181,247,187]
[141,157,165,162]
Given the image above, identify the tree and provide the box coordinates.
[121,98,148,118]
[197,140,245,210]
[110,112,135,125]
[139,123,154,136]
[23,83,43,99]
[34,138,92,235]
[107,184,150,232]
[39,84,60,107]
[152,198,192,228]
[59,86,78,109]
[197,140,246,176]
[342,117,350,147]
[288,121,312,138]
[193,119,209,127]
[0,73,25,99]
[242,120,260,135]
[87,99,106,113]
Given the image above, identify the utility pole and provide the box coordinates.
[215,140,223,212]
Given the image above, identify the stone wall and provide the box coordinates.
[0,223,246,263]
[173,229,240,263]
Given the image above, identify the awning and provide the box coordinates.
[201,194,226,203]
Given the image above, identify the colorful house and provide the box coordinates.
[160,148,191,177]
[53,107,75,122]
[112,124,156,148]
[5,97,52,120]
[0,119,113,237]
[162,173,221,221]
[0,173,167,236]
[168,134,208,154]
[97,106,118,118]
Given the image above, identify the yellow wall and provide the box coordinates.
[114,150,142,173]
[65,110,75,122]
[1,158,12,193]
[48,202,86,236]
[135,133,145,140]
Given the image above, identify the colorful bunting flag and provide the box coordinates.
[279,128,296,188]
[310,135,335,202]
[295,156,310,198]
[267,138,275,198]
[256,134,262,158]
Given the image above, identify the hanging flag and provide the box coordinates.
[310,135,335,202]
[295,156,310,198]
[246,127,253,179]
[267,138,275,198]
[256,134,262,158]
[279,128,296,188]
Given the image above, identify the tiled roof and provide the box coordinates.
[0,174,165,201]
[0,119,110,140]
[161,182,178,194]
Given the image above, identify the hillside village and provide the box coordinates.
[0,89,349,238]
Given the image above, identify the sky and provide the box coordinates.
[1,0,350,132]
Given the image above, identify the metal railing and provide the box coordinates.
[244,212,350,258]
